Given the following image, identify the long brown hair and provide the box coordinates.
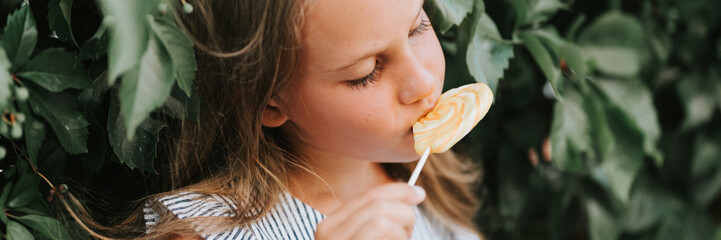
[67,0,483,238]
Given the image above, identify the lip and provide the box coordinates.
[406,126,415,141]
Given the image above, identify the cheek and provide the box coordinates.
[424,32,446,82]
[285,87,384,135]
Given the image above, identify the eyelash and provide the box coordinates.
[346,18,432,90]
[347,60,383,90]
[408,18,431,38]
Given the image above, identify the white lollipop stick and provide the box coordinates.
[407,147,431,186]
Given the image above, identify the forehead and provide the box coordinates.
[300,0,419,72]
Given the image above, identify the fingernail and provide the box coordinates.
[413,186,426,199]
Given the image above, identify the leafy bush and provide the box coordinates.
[0,0,719,239]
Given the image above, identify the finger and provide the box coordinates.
[328,183,424,223]
[351,217,411,240]
[336,201,416,240]
[319,183,423,239]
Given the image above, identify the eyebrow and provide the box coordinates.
[332,0,426,72]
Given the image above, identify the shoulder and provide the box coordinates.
[155,192,237,219]
[144,192,258,240]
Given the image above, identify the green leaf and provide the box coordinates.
[564,14,587,41]
[26,83,89,154]
[589,82,655,203]
[655,207,715,240]
[119,38,174,139]
[160,85,200,122]
[19,101,46,166]
[691,131,721,177]
[13,206,46,217]
[79,122,108,174]
[623,176,673,232]
[7,187,39,209]
[598,107,645,203]
[557,43,588,80]
[96,0,150,84]
[466,13,514,92]
[7,173,40,208]
[48,0,78,47]
[0,46,12,108]
[0,180,13,223]
[583,87,614,162]
[677,75,717,130]
[520,32,561,96]
[550,90,590,172]
[17,48,92,92]
[577,11,647,50]
[14,214,72,240]
[586,198,620,240]
[691,130,721,206]
[528,28,566,49]
[428,0,474,33]
[150,17,197,97]
[583,46,640,78]
[527,0,565,23]
[7,220,34,240]
[693,168,721,210]
[511,0,530,29]
[108,92,165,173]
[596,78,662,166]
[0,5,37,72]
[77,72,111,111]
[577,11,648,69]
[78,20,109,60]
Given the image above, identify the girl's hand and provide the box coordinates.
[314,183,426,240]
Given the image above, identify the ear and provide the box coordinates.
[261,98,289,128]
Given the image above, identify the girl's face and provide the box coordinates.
[271,0,444,162]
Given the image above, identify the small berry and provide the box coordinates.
[15,113,25,123]
[157,2,168,13]
[11,124,22,139]
[59,184,69,193]
[15,87,29,101]
[0,146,6,160]
[183,2,193,14]
[46,189,56,202]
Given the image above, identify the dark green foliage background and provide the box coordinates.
[0,0,719,239]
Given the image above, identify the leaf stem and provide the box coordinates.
[25,156,55,189]
[8,138,56,189]
[11,74,20,84]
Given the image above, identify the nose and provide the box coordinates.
[398,50,437,106]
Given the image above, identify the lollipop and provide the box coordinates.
[408,83,493,186]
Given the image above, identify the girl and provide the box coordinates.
[142,0,483,239]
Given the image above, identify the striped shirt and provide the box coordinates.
[144,192,480,240]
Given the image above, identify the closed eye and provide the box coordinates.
[408,18,431,38]
[346,60,383,90]
[346,17,431,90]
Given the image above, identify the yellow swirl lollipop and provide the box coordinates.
[408,83,493,186]
[413,82,494,155]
